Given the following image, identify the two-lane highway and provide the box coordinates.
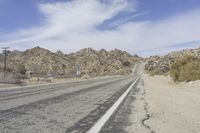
[0,74,139,133]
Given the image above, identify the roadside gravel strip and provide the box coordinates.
[0,76,136,133]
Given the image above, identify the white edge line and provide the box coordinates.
[87,77,139,133]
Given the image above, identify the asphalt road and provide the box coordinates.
[0,66,141,133]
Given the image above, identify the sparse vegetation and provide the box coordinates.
[15,64,26,74]
[145,48,200,82]
[145,57,170,76]
[122,61,131,67]
[0,47,141,82]
[170,55,200,82]
[148,68,166,76]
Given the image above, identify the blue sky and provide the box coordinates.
[0,0,200,56]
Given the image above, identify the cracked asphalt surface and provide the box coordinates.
[0,75,137,133]
[100,79,140,133]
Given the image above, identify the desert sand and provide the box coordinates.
[127,74,200,133]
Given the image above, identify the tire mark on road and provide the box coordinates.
[65,80,135,133]
[0,77,122,100]
[0,78,127,120]
[99,78,140,133]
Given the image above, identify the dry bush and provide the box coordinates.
[122,61,131,67]
[148,68,164,76]
[170,55,200,82]
[15,64,26,74]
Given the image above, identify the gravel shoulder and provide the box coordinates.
[128,74,200,133]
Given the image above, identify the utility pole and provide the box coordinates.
[2,47,9,79]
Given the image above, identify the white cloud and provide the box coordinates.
[0,0,200,56]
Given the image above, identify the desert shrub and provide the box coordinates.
[145,65,169,76]
[122,61,131,67]
[148,68,163,76]
[170,55,200,82]
[15,64,26,74]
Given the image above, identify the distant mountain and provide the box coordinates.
[0,46,142,77]
[165,48,200,59]
[66,48,141,76]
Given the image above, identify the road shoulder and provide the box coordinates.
[141,74,200,133]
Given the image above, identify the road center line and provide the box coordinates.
[87,77,139,133]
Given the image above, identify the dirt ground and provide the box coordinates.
[127,74,200,133]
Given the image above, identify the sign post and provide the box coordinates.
[76,64,81,76]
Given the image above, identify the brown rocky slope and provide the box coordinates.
[0,46,142,78]
[145,47,200,78]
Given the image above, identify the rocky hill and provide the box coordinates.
[66,48,141,76]
[0,46,141,78]
[145,47,200,76]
